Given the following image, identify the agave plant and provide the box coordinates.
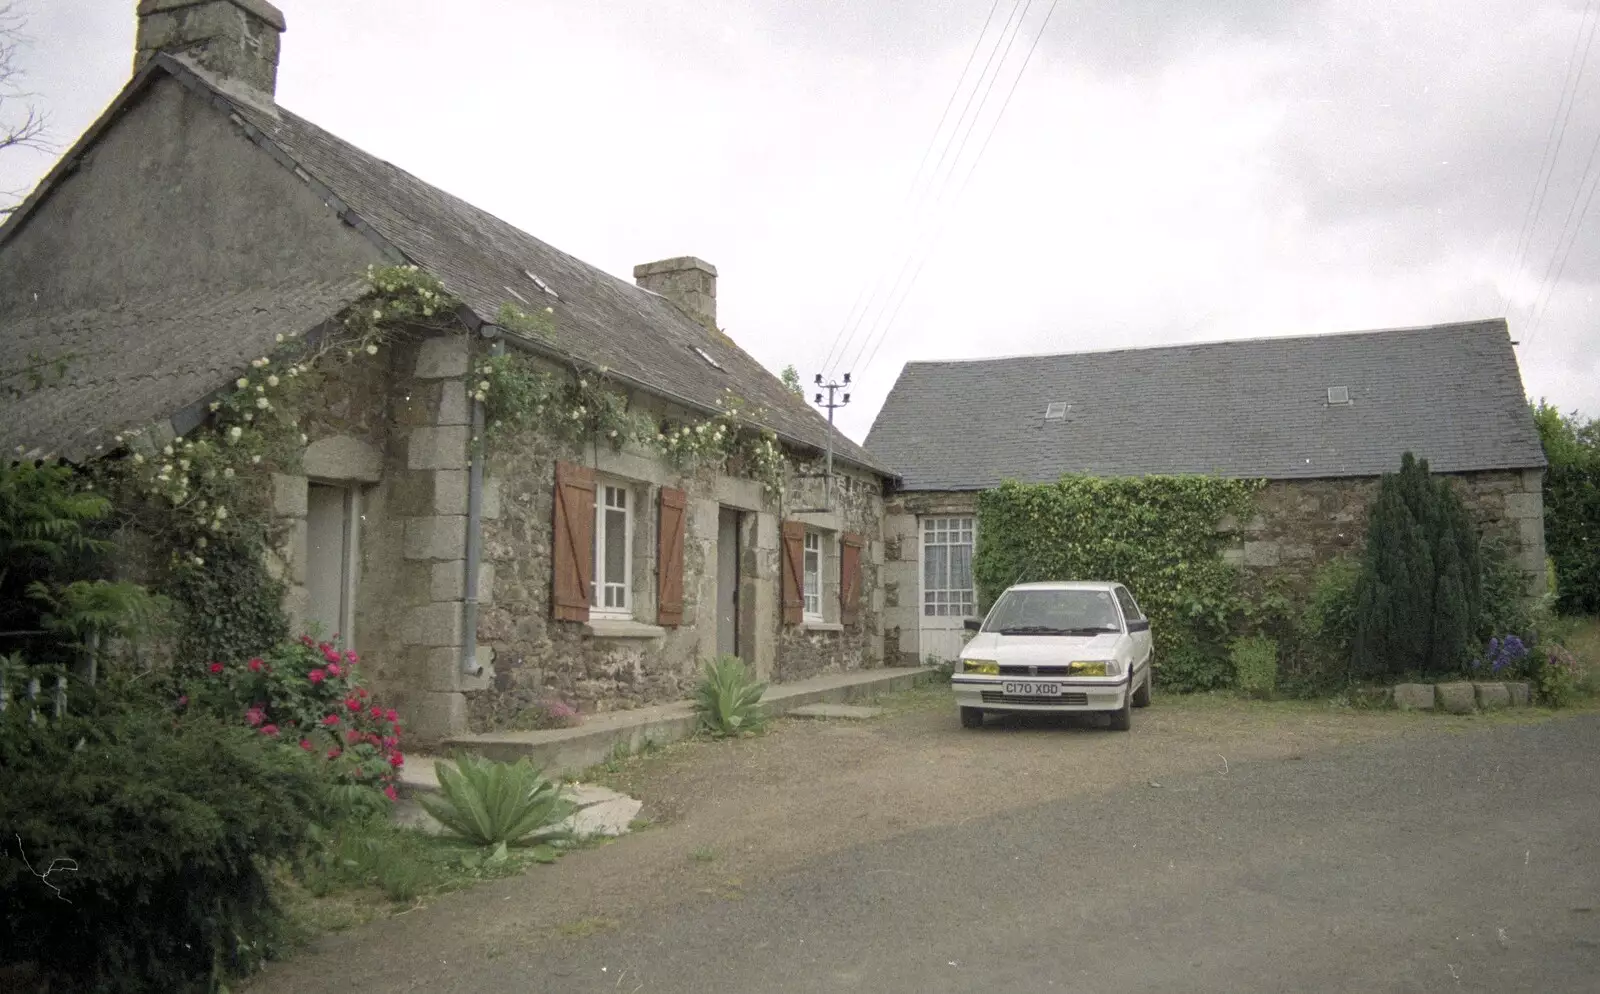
[694,655,768,738]
[417,753,574,847]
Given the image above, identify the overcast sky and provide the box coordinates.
[4,0,1598,441]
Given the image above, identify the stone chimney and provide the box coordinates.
[135,0,287,98]
[634,257,718,331]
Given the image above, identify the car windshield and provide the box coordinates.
[982,588,1123,635]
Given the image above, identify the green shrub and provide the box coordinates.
[166,533,288,668]
[1530,644,1583,708]
[1353,453,1483,678]
[1156,640,1233,693]
[973,475,1261,665]
[302,818,440,902]
[418,753,573,848]
[1230,635,1279,698]
[1533,401,1600,615]
[694,654,768,737]
[1302,556,1361,657]
[0,704,326,992]
[176,634,407,802]
[1478,541,1534,639]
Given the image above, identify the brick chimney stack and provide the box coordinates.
[134,0,287,99]
[634,257,718,331]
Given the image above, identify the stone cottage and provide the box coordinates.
[864,320,1548,664]
[0,0,894,740]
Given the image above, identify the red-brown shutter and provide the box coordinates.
[657,486,687,627]
[551,461,594,623]
[780,520,805,626]
[839,532,864,627]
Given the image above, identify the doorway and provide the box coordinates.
[306,482,359,649]
[918,514,977,663]
[716,507,742,659]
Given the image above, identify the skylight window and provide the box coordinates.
[523,269,559,299]
[1044,402,1068,420]
[1327,386,1351,405]
[693,346,724,370]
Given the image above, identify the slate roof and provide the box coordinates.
[1,56,884,472]
[864,319,1546,491]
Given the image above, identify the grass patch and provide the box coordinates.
[279,818,568,939]
[555,916,617,938]
[689,846,719,863]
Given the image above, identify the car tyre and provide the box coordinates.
[959,706,984,729]
[1108,691,1132,731]
[1132,667,1152,708]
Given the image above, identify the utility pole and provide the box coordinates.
[813,372,851,506]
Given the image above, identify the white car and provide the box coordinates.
[951,581,1154,731]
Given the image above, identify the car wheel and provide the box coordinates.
[1132,667,1152,708]
[959,706,984,729]
[1108,692,1132,732]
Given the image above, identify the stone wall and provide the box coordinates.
[264,332,480,744]
[471,367,888,731]
[880,469,1547,665]
[1224,469,1546,596]
[774,470,886,682]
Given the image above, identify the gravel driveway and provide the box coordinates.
[246,690,1593,993]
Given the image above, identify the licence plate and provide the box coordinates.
[1002,681,1063,696]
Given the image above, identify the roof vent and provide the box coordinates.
[1044,402,1068,421]
[523,269,559,299]
[1326,386,1350,405]
[692,346,724,371]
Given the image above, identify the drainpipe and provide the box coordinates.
[461,338,501,677]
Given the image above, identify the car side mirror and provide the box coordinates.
[1126,619,1150,633]
[963,618,983,632]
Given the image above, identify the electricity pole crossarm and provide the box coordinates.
[810,372,852,511]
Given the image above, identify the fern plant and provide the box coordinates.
[418,753,573,847]
[694,655,768,738]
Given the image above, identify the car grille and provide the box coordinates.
[997,665,1073,677]
[981,691,1090,706]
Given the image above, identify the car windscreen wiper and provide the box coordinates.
[996,625,1073,635]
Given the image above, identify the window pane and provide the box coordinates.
[924,544,947,591]
[950,543,972,593]
[604,507,626,589]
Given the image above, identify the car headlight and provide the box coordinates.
[962,659,999,675]
[1069,660,1121,677]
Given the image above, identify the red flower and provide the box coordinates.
[321,713,340,727]
[346,698,362,712]
[383,785,398,802]
[299,635,314,646]
[385,708,398,722]
[317,641,331,654]
[176,695,189,708]
[247,657,263,673]
[369,705,382,719]
[261,724,279,737]
[326,747,341,759]
[308,669,325,684]
[344,650,359,664]
[392,724,402,736]
[245,706,265,727]
[388,753,404,768]
[299,739,313,750]
[208,662,223,674]
[346,728,361,744]
[327,662,342,677]
[357,687,368,699]
[382,736,397,749]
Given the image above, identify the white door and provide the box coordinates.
[919,515,977,664]
[306,482,358,649]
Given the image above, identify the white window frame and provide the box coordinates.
[922,516,977,618]
[591,480,633,619]
[802,529,824,622]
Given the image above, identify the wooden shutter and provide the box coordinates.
[657,487,687,627]
[551,461,594,623]
[780,520,805,626]
[839,532,865,627]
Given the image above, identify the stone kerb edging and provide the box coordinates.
[1389,680,1531,714]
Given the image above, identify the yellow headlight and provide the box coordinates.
[963,659,1000,675]
[1067,661,1109,676]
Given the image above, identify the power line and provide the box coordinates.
[836,0,1036,377]
[1525,122,1600,347]
[852,0,1066,377]
[817,0,1012,374]
[1505,0,1598,318]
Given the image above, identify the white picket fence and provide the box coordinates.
[0,662,68,723]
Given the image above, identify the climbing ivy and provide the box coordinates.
[974,475,1264,659]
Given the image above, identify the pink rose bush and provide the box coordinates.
[184,634,405,800]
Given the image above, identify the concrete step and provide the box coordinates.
[417,666,936,779]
